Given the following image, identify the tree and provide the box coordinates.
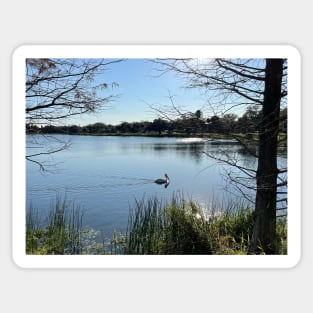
[236,105,262,133]
[249,59,284,254]
[207,115,223,133]
[152,58,287,254]
[221,113,238,133]
[195,109,203,119]
[26,58,122,170]
[149,118,168,134]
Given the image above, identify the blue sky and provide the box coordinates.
[68,59,206,126]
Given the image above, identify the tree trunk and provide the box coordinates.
[248,59,284,254]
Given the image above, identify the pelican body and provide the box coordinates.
[154,174,169,185]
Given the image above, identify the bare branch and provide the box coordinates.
[26,58,123,125]
[215,59,265,81]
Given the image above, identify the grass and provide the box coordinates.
[26,197,84,254]
[276,217,288,254]
[26,195,287,255]
[125,196,212,254]
[125,195,257,255]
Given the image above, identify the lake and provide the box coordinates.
[26,135,287,238]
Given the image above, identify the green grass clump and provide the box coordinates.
[125,196,259,255]
[275,217,288,254]
[206,206,255,254]
[26,197,84,255]
[125,196,212,254]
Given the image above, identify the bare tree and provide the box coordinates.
[151,58,287,254]
[249,59,285,254]
[26,58,123,171]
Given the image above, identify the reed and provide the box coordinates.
[26,195,287,255]
[125,195,286,255]
[26,196,84,254]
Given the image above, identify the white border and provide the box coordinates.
[12,45,301,268]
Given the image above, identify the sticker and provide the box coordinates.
[12,45,301,268]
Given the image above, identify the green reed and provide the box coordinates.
[125,195,286,255]
[26,195,287,255]
[26,197,84,255]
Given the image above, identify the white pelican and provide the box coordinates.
[154,174,169,185]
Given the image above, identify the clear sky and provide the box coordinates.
[68,59,207,126]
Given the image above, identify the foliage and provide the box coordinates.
[26,196,287,255]
[207,205,255,254]
[26,198,83,255]
[124,196,284,255]
[26,198,121,255]
[26,106,287,137]
[126,196,212,254]
[275,217,288,254]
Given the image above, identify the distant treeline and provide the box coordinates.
[26,107,287,136]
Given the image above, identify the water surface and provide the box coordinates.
[26,135,286,237]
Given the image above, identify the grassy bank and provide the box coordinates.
[26,196,287,255]
[125,196,255,255]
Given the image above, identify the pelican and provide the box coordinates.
[154,173,169,185]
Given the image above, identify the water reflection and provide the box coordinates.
[120,139,208,164]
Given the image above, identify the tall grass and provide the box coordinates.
[26,197,84,254]
[26,195,287,255]
[125,195,258,255]
[276,217,288,254]
[207,205,255,254]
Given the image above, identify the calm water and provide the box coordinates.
[26,135,287,237]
